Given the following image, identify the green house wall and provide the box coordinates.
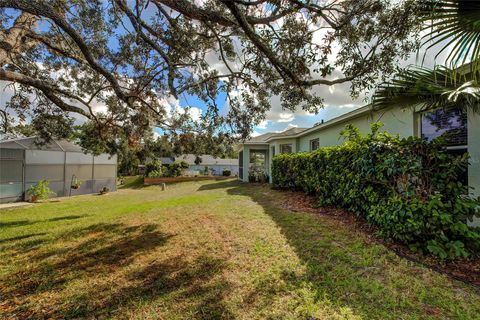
[298,107,416,151]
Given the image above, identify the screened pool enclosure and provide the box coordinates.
[0,137,117,203]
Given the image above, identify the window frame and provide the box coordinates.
[310,138,320,151]
[419,108,468,148]
[418,108,469,185]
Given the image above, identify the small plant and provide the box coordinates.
[28,180,55,202]
[71,177,82,189]
[222,168,231,176]
[99,186,109,195]
[204,166,209,176]
[248,166,267,183]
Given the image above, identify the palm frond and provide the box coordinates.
[372,66,480,112]
[420,0,480,70]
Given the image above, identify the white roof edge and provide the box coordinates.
[242,141,269,145]
[0,136,34,144]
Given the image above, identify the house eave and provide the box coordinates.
[263,105,373,142]
[239,104,374,147]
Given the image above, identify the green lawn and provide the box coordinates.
[1,179,479,319]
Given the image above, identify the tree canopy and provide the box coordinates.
[0,0,421,152]
[373,0,480,112]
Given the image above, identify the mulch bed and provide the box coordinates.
[280,190,480,287]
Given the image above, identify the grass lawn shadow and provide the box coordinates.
[0,232,47,244]
[118,176,146,189]
[220,181,480,319]
[0,220,33,228]
[46,214,87,222]
[1,222,175,318]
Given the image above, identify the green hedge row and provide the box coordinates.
[271,123,480,259]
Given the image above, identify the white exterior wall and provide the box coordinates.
[188,164,239,176]
[468,110,480,226]
[94,154,117,164]
[25,150,64,164]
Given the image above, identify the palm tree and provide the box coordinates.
[373,0,480,111]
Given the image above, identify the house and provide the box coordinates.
[0,137,117,203]
[176,154,239,176]
[238,104,480,201]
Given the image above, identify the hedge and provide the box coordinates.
[272,123,480,259]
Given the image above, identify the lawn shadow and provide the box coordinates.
[46,214,87,222]
[1,194,236,319]
[196,179,243,191]
[0,220,33,228]
[118,176,147,189]
[0,232,47,244]
[63,255,234,319]
[1,222,175,318]
[0,215,86,230]
[220,183,425,319]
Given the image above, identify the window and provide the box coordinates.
[271,146,275,157]
[421,109,467,147]
[280,144,293,154]
[310,138,319,151]
[420,108,468,184]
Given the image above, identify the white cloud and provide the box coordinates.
[183,106,203,122]
[257,120,269,129]
[156,95,181,115]
[251,130,261,137]
[277,112,295,123]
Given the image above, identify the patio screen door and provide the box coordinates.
[238,151,243,180]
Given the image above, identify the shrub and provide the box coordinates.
[165,160,189,177]
[147,169,163,178]
[272,123,480,260]
[145,159,162,177]
[222,168,231,176]
[28,180,55,202]
[99,186,109,195]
